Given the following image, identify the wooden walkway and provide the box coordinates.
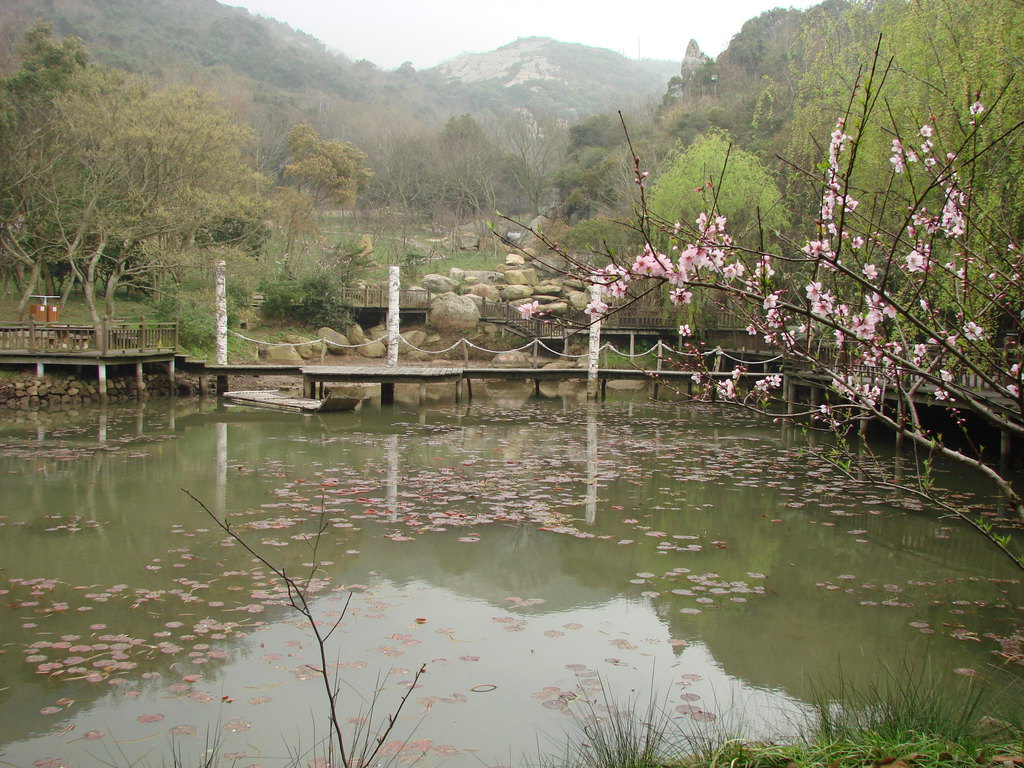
[299,365,776,404]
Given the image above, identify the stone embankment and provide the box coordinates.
[0,371,199,410]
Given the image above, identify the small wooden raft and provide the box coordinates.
[223,390,359,413]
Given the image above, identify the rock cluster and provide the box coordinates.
[417,250,591,333]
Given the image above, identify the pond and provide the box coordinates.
[0,382,1021,768]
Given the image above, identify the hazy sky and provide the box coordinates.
[221,0,821,70]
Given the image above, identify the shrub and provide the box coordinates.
[259,272,354,330]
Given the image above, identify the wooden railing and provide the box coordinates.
[337,286,435,308]
[0,321,177,355]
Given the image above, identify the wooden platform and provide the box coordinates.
[301,365,465,402]
[223,390,360,413]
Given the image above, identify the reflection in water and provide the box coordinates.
[0,394,1020,768]
[216,420,227,517]
[585,402,598,524]
[387,433,399,520]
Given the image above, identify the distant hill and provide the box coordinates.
[434,36,681,118]
[0,0,682,122]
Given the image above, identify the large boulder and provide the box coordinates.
[403,329,429,348]
[532,282,564,296]
[504,268,539,286]
[460,270,504,286]
[539,301,570,316]
[346,324,368,344]
[501,284,534,301]
[467,283,502,302]
[356,339,387,358]
[266,345,304,364]
[319,327,351,356]
[428,293,480,331]
[421,273,459,294]
[366,324,389,341]
[284,335,320,360]
[566,290,590,311]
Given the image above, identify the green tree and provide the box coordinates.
[649,131,787,245]
[1,27,268,324]
[0,22,89,316]
[276,123,371,262]
[284,123,372,209]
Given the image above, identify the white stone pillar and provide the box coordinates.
[587,284,602,399]
[387,265,400,367]
[215,260,228,365]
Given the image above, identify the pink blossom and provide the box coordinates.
[919,124,934,137]
[963,321,985,341]
[905,249,929,272]
[803,240,831,258]
[890,139,905,173]
[669,288,693,305]
[862,263,878,279]
[716,379,736,400]
[722,262,745,279]
[584,299,609,318]
[517,301,540,319]
[678,324,692,336]
[970,100,985,116]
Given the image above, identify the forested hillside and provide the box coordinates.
[1,0,1021,353]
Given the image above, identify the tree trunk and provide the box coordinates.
[16,261,41,320]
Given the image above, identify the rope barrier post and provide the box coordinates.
[462,338,469,366]
[587,285,601,400]
[656,339,663,372]
[532,338,539,369]
[386,265,400,367]
[629,332,635,358]
[214,260,228,366]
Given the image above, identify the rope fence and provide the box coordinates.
[228,329,781,368]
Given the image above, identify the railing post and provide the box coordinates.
[140,317,146,352]
[101,319,109,355]
[28,318,35,353]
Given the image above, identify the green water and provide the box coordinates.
[0,384,1020,768]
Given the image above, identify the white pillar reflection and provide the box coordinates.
[585,403,598,525]
[385,434,399,521]
[215,421,227,517]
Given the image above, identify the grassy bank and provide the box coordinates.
[542,670,1023,768]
